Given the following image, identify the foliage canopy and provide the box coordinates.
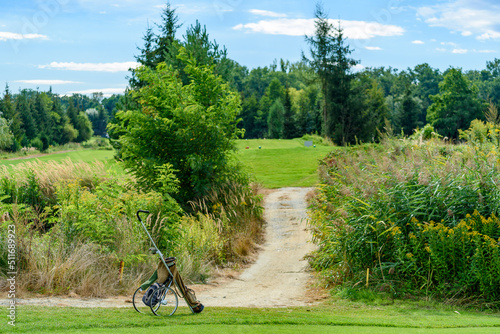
[110,49,244,204]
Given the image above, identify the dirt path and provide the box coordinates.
[194,187,317,307]
[4,187,319,308]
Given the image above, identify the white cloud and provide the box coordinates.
[452,48,468,54]
[478,31,500,40]
[66,87,126,97]
[0,31,48,41]
[39,61,139,72]
[353,64,365,72]
[14,80,82,85]
[249,9,287,18]
[365,46,382,50]
[476,49,496,53]
[436,48,447,52]
[412,40,424,44]
[233,18,404,39]
[417,0,500,40]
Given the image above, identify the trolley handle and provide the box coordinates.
[136,210,150,222]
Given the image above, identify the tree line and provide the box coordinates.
[129,2,499,145]
[3,2,500,151]
[235,5,500,144]
[0,87,121,152]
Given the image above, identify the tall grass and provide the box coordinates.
[0,157,264,297]
[189,179,264,262]
[309,132,500,306]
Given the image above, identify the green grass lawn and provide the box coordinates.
[2,303,500,333]
[0,149,122,173]
[235,139,334,188]
[0,139,332,188]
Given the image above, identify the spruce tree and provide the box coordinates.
[400,86,420,136]
[16,90,37,141]
[304,3,360,145]
[1,85,22,140]
[267,99,285,139]
[283,88,296,139]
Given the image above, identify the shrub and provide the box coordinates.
[0,159,183,296]
[459,119,489,144]
[309,138,500,304]
[301,133,334,146]
[30,137,43,152]
[10,139,21,153]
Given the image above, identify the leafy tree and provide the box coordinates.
[75,112,94,142]
[486,58,500,78]
[50,97,70,144]
[256,78,286,138]
[1,85,22,140]
[427,68,485,139]
[109,50,244,204]
[242,66,272,99]
[65,97,93,142]
[410,63,441,124]
[267,99,285,139]
[0,117,13,150]
[390,70,412,97]
[62,123,78,144]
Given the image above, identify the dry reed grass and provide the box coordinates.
[0,158,264,297]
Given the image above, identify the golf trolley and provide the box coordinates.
[132,210,203,316]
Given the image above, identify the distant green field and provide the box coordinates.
[235,139,334,188]
[0,139,333,188]
[0,149,121,172]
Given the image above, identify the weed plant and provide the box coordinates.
[309,128,500,306]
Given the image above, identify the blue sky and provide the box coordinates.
[1,0,500,97]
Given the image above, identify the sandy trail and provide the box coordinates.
[194,187,317,307]
[3,187,318,308]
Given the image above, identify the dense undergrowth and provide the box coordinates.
[0,159,263,297]
[309,122,500,307]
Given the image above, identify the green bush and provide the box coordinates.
[30,137,43,151]
[55,178,182,252]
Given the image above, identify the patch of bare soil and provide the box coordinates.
[1,187,322,308]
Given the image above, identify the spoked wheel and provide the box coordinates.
[132,287,149,314]
[150,286,178,316]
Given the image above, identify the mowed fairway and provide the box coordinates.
[0,149,122,172]
[0,140,332,188]
[235,139,334,188]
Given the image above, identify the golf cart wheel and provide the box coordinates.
[150,286,178,316]
[132,287,149,314]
